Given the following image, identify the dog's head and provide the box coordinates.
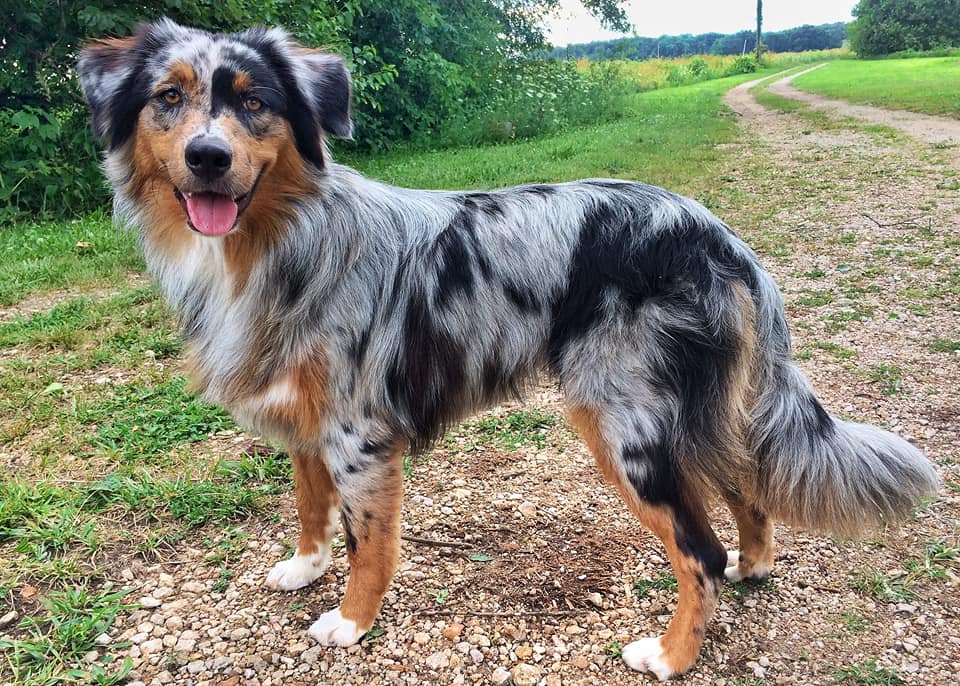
[79,19,351,236]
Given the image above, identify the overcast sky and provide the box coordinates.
[546,1,858,46]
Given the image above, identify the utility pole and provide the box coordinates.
[755,0,763,62]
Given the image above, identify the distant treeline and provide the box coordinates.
[553,22,848,60]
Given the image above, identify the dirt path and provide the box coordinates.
[731,64,960,145]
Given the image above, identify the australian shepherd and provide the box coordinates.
[79,20,937,680]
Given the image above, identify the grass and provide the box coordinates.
[792,56,960,119]
[349,71,778,204]
[0,211,141,307]
[632,571,678,598]
[469,410,557,451]
[0,586,134,686]
[835,660,903,685]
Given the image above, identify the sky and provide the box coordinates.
[546,0,858,46]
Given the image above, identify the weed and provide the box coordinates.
[841,612,869,632]
[849,567,915,601]
[604,641,623,657]
[834,659,902,685]
[633,571,678,598]
[928,338,960,353]
[859,364,903,396]
[469,410,557,450]
[79,377,235,462]
[0,586,134,686]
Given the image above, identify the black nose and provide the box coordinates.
[185,137,232,180]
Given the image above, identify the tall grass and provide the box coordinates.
[582,49,852,91]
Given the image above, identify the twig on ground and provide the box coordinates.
[414,608,581,618]
[401,535,473,549]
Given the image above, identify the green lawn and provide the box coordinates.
[792,56,960,119]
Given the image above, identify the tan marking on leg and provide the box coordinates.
[291,452,339,556]
[568,405,719,677]
[726,499,774,579]
[338,445,405,631]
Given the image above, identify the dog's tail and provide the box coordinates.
[742,269,938,536]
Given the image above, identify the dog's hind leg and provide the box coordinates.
[568,405,726,680]
[266,452,340,591]
[308,438,404,646]
[723,497,774,582]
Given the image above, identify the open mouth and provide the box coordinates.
[173,171,263,236]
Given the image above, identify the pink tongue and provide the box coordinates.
[184,193,238,235]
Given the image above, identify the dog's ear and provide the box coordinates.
[78,35,139,146]
[292,49,353,140]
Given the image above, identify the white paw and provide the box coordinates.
[307,608,367,646]
[724,549,771,582]
[264,550,329,591]
[725,550,743,582]
[622,636,674,681]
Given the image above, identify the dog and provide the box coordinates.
[78,19,938,680]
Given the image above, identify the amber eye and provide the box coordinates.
[159,89,182,106]
[243,95,263,112]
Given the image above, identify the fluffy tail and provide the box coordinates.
[748,346,939,537]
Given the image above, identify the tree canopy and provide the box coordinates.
[553,23,848,61]
[848,0,960,56]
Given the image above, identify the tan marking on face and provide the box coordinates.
[128,66,299,264]
[222,119,313,290]
[338,445,405,630]
[167,61,198,95]
[232,70,252,93]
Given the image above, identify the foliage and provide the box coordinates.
[848,0,960,56]
[554,22,848,61]
[436,59,634,146]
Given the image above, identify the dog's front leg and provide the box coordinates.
[265,452,340,591]
[307,436,405,646]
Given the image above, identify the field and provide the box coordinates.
[577,49,849,91]
[2,58,959,686]
[792,55,960,118]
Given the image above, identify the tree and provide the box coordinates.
[848,0,960,56]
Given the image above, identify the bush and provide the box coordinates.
[435,59,634,147]
[0,106,107,223]
[725,55,759,75]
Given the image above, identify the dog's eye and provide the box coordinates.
[244,96,263,112]
[159,89,182,106]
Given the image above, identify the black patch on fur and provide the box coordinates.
[386,286,468,454]
[432,209,478,309]
[464,192,505,219]
[351,326,372,367]
[344,521,358,554]
[674,515,727,581]
[360,438,391,457]
[521,184,558,196]
[551,199,758,460]
[503,282,540,313]
[239,30,326,168]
